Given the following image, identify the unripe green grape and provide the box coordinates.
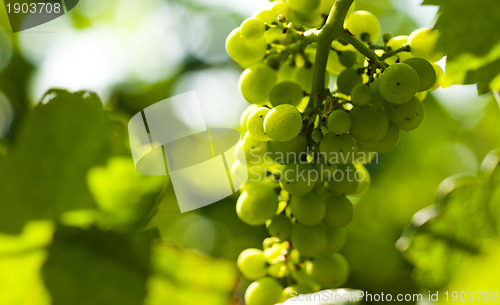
[349,105,389,143]
[319,133,354,164]
[267,134,307,164]
[327,164,359,196]
[327,50,344,75]
[351,84,372,106]
[408,28,444,63]
[264,104,302,142]
[327,109,352,134]
[288,0,320,13]
[351,163,371,196]
[263,237,280,249]
[339,50,357,67]
[247,107,271,141]
[239,104,258,133]
[267,261,288,278]
[280,284,315,302]
[337,67,363,95]
[383,97,424,131]
[238,132,267,164]
[291,223,327,258]
[278,62,298,82]
[344,10,381,43]
[323,195,353,228]
[241,17,266,38]
[266,214,293,240]
[237,248,268,280]
[311,129,324,143]
[289,9,324,28]
[280,163,317,195]
[295,65,329,93]
[429,63,444,91]
[323,228,346,254]
[368,78,385,108]
[306,253,349,288]
[236,184,279,226]
[360,122,400,153]
[226,29,267,68]
[269,81,304,107]
[240,64,278,104]
[385,35,412,65]
[315,159,338,181]
[245,277,283,305]
[264,243,285,263]
[379,63,420,104]
[403,57,436,92]
[264,27,294,45]
[290,191,326,225]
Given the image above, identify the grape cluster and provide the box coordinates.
[226,1,443,303]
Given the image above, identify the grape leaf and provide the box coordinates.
[422,0,500,93]
[0,90,111,234]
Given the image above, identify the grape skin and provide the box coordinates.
[266,214,293,240]
[383,97,425,131]
[403,57,437,92]
[351,84,372,106]
[291,223,327,258]
[379,63,420,104]
[240,64,278,104]
[344,10,381,43]
[306,253,350,288]
[290,191,326,225]
[327,109,352,135]
[264,104,303,142]
[247,107,271,141]
[236,184,279,226]
[408,28,444,63]
[226,29,267,68]
[245,277,283,305]
[323,195,354,228]
[349,105,389,143]
[237,248,268,280]
[337,67,363,95]
[280,163,317,195]
[269,81,304,107]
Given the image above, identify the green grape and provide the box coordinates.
[245,277,283,305]
[311,129,324,143]
[269,81,304,107]
[290,191,326,225]
[239,104,258,133]
[263,237,280,249]
[267,134,307,164]
[323,195,353,228]
[327,109,352,134]
[247,107,271,141]
[383,97,424,131]
[280,284,315,302]
[379,63,420,104]
[264,243,285,263]
[264,27,293,45]
[408,28,444,63]
[264,104,303,142]
[241,17,266,38]
[327,50,344,75]
[368,78,385,108]
[328,164,359,196]
[351,84,372,106]
[344,10,381,43]
[236,184,279,226]
[237,248,268,280]
[429,63,444,91]
[403,57,437,92]
[266,214,293,240]
[319,133,354,164]
[337,67,362,95]
[267,261,288,278]
[289,9,324,28]
[280,163,317,195]
[240,64,278,104]
[349,105,389,143]
[360,122,400,153]
[288,0,320,13]
[315,158,338,181]
[385,35,412,65]
[323,228,346,254]
[295,65,329,93]
[278,62,298,82]
[306,253,349,288]
[351,163,371,196]
[291,223,327,258]
[226,29,267,68]
[339,50,357,67]
[238,132,267,164]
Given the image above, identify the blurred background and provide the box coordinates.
[1,0,499,304]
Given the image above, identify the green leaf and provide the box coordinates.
[422,0,500,92]
[41,226,151,305]
[0,90,112,234]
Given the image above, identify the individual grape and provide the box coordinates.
[408,28,444,63]
[311,129,324,143]
[263,243,285,263]
[267,261,288,278]
[351,84,372,106]
[237,132,267,164]
[337,67,363,95]
[267,134,307,164]
[289,9,324,29]
[295,65,329,93]
[241,17,266,38]
[236,184,279,226]
[280,284,315,302]
[269,81,304,107]
[291,223,327,258]
[264,104,303,142]
[328,164,359,196]
[323,195,353,228]
[288,0,320,13]
[226,29,267,68]
[240,64,278,104]
[247,107,271,141]
[359,123,400,153]
[344,10,381,43]
[266,214,293,240]
[339,50,357,67]
[349,105,389,143]
[327,109,352,134]
[379,63,420,104]
[290,191,326,225]
[351,163,371,196]
[245,277,283,305]
[403,57,437,92]
[323,228,346,254]
[237,248,268,280]
[429,63,444,91]
[327,50,344,75]
[306,254,349,288]
[278,62,298,82]
[280,163,317,195]
[383,97,425,131]
[385,35,412,65]
[368,78,385,108]
[319,133,355,164]
[239,104,258,133]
